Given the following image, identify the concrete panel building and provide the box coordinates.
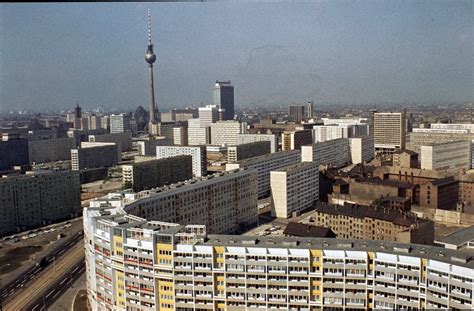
[227,141,271,163]
[349,136,374,164]
[122,156,192,192]
[420,140,471,174]
[210,121,247,146]
[373,112,406,152]
[28,137,76,164]
[288,105,305,123]
[313,124,369,143]
[0,170,80,235]
[172,126,188,146]
[137,138,171,156]
[0,135,29,171]
[156,145,207,177]
[271,162,319,218]
[237,133,278,153]
[88,132,133,152]
[301,138,351,168]
[109,114,131,134]
[187,118,210,146]
[85,203,474,311]
[71,142,119,171]
[282,129,313,151]
[226,150,301,198]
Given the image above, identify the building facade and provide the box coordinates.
[420,140,471,174]
[71,142,119,171]
[226,150,301,198]
[288,105,305,123]
[227,141,271,163]
[213,81,234,121]
[187,118,210,146]
[84,204,474,311]
[0,170,80,235]
[88,132,133,152]
[28,137,76,164]
[282,130,313,151]
[210,121,247,146]
[373,112,406,152]
[237,134,277,153]
[110,114,132,134]
[348,136,374,165]
[122,156,193,192]
[0,135,29,171]
[271,162,319,218]
[301,138,351,168]
[156,146,207,177]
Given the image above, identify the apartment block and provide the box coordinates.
[187,118,210,146]
[122,156,192,192]
[313,124,369,143]
[210,121,247,146]
[84,204,474,311]
[88,132,133,152]
[226,150,301,198]
[282,129,313,151]
[28,137,76,164]
[0,170,80,235]
[420,140,471,174]
[227,141,271,163]
[71,142,119,171]
[271,162,319,218]
[237,134,278,153]
[172,126,188,146]
[348,136,374,164]
[137,138,171,156]
[110,114,132,134]
[301,138,351,168]
[0,135,29,171]
[156,145,207,177]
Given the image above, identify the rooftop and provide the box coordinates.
[435,225,474,247]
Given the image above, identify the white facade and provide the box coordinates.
[349,136,375,164]
[110,114,131,134]
[172,127,188,145]
[187,118,209,146]
[271,162,319,218]
[301,138,351,168]
[156,145,207,177]
[226,150,301,198]
[313,124,369,143]
[430,123,474,133]
[373,112,406,151]
[198,105,219,127]
[420,140,471,173]
[321,117,367,125]
[210,120,247,146]
[237,134,278,153]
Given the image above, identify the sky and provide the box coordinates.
[0,1,473,113]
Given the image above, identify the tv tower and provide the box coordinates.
[145,9,160,133]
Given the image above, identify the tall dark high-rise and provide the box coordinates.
[74,104,82,119]
[145,10,159,131]
[213,81,234,120]
[288,105,305,123]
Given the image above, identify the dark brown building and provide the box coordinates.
[419,177,459,211]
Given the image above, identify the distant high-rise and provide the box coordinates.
[373,112,406,153]
[74,104,82,119]
[288,105,305,123]
[307,100,314,119]
[110,114,131,134]
[213,81,234,120]
[145,10,160,132]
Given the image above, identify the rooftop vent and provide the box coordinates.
[394,246,412,253]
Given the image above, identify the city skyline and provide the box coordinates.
[1,2,473,113]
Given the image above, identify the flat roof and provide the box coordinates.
[436,225,474,246]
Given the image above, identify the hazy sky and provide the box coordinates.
[1,1,472,112]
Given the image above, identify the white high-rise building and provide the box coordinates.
[156,145,207,177]
[198,105,219,127]
[210,120,247,146]
[187,118,210,146]
[226,150,301,198]
[313,124,369,143]
[373,112,406,152]
[270,162,319,218]
[420,140,471,173]
[110,114,131,134]
[349,136,375,164]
